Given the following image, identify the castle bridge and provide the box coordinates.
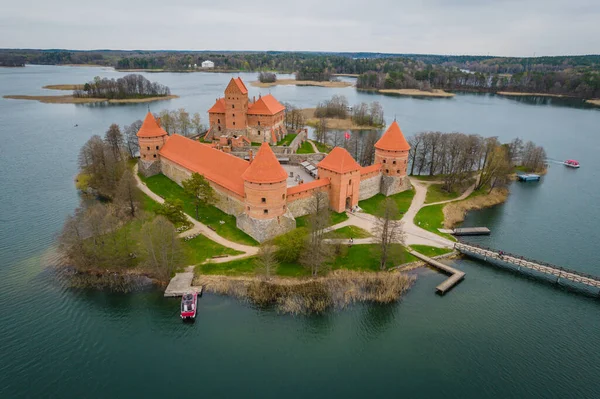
[455,242,600,292]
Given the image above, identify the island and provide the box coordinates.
[250,78,353,88]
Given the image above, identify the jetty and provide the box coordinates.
[164,266,203,297]
[409,250,465,295]
[516,173,540,182]
[455,242,600,290]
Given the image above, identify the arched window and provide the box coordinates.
[261,197,266,203]
[218,118,220,124]
[233,122,236,126]
[232,104,235,109]
[156,146,159,150]
[393,160,396,165]
[386,169,389,174]
[263,209,268,215]
[147,146,150,150]
[383,159,386,164]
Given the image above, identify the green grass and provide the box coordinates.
[296,141,315,154]
[414,204,455,241]
[295,211,349,228]
[409,245,453,257]
[277,133,297,146]
[138,173,258,246]
[329,244,417,271]
[324,225,371,239]
[141,192,162,214]
[359,190,415,219]
[424,183,462,204]
[250,142,261,147]
[195,257,310,277]
[312,140,331,153]
[183,235,243,265]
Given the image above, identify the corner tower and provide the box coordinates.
[317,147,361,212]
[236,143,295,242]
[374,121,411,195]
[137,112,169,177]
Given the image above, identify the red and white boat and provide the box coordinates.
[564,159,580,168]
[180,292,198,320]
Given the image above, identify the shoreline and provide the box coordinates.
[43,84,84,91]
[586,99,600,107]
[442,187,509,228]
[300,108,384,130]
[378,88,455,98]
[3,94,179,104]
[251,79,353,88]
[497,91,567,98]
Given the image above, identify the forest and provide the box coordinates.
[73,74,171,100]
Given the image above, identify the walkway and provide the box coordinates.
[307,140,320,153]
[133,165,258,263]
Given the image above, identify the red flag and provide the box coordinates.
[344,131,350,140]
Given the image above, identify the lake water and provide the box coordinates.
[1,65,600,398]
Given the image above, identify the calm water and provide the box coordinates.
[1,65,600,398]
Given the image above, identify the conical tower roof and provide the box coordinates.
[241,143,287,183]
[318,147,361,174]
[136,112,168,138]
[375,121,410,151]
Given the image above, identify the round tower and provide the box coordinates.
[374,121,410,177]
[137,112,168,161]
[241,143,288,219]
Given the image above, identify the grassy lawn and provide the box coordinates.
[251,142,261,147]
[324,225,371,239]
[359,189,415,219]
[414,204,455,241]
[295,211,349,228]
[277,133,297,146]
[183,235,243,265]
[424,183,462,204]
[296,141,315,154]
[141,192,162,214]
[195,257,310,277]
[329,244,417,271]
[312,140,331,153]
[409,245,453,257]
[138,173,258,246]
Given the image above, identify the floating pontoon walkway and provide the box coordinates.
[455,242,600,290]
[409,250,465,295]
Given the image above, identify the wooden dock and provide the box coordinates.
[164,266,204,297]
[409,250,465,295]
[455,242,600,290]
[452,227,490,236]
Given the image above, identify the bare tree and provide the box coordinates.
[315,118,328,144]
[191,112,205,136]
[124,120,142,158]
[408,133,424,175]
[300,191,332,277]
[255,244,278,280]
[116,169,142,218]
[140,216,183,280]
[372,198,405,270]
[105,124,124,161]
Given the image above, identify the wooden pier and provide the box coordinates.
[455,242,600,289]
[452,227,491,236]
[409,250,465,295]
[164,266,204,297]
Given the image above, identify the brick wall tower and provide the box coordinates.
[137,112,169,177]
[224,77,249,136]
[317,147,361,212]
[236,143,295,242]
[374,121,411,195]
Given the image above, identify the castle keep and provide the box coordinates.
[138,78,411,242]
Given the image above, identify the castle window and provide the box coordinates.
[153,154,157,158]
[261,197,266,203]
[349,179,352,185]
[218,126,221,131]
[147,146,150,150]
[258,131,261,135]
[393,160,396,165]
[383,159,386,164]
[232,104,235,109]
[386,169,389,174]
[233,114,235,118]
[156,146,159,150]
[264,209,268,215]
[233,122,236,126]
[218,119,220,124]
[282,194,285,199]
[397,170,400,174]
[258,121,261,126]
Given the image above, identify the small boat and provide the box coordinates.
[564,159,580,168]
[180,292,198,320]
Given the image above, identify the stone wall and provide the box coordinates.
[287,191,330,217]
[138,159,161,177]
[160,157,244,216]
[380,175,411,196]
[359,174,382,201]
[236,210,296,242]
[229,151,326,165]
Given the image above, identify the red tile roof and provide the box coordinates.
[208,98,226,113]
[318,147,361,174]
[247,94,285,115]
[137,112,168,138]
[360,164,382,175]
[226,77,249,95]
[159,135,249,196]
[242,143,287,183]
[375,121,411,151]
[287,178,331,196]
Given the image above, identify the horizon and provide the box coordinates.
[2,0,600,57]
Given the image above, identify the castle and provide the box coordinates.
[206,77,287,145]
[138,78,411,242]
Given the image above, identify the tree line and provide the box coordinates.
[408,132,546,193]
[74,74,171,100]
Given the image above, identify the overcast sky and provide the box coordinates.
[1,0,599,56]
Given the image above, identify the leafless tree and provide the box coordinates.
[140,216,183,280]
[124,120,142,158]
[300,191,332,277]
[372,198,405,270]
[116,170,141,218]
[104,123,124,161]
[255,244,278,280]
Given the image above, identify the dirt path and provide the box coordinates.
[307,140,320,153]
[134,165,258,262]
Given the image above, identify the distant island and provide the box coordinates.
[3,74,177,104]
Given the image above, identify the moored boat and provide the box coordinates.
[564,159,580,168]
[180,292,198,320]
